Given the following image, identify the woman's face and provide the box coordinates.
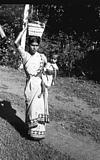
[30,42,39,54]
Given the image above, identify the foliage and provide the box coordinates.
[0,4,24,68]
[34,2,100,79]
[0,24,21,68]
[0,3,100,81]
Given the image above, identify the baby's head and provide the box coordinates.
[50,54,58,63]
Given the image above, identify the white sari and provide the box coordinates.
[18,46,49,139]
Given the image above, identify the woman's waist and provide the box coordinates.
[26,71,42,80]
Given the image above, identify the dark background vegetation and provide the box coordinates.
[0,2,100,81]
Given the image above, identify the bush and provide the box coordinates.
[0,4,100,82]
[0,23,21,69]
[0,5,24,69]
[57,32,100,79]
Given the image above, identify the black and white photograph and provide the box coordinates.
[0,2,100,159]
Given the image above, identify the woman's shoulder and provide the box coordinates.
[18,45,29,54]
[39,53,47,62]
[40,53,46,57]
[18,45,31,60]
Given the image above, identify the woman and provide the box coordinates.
[15,27,49,139]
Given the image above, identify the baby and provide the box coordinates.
[38,54,58,98]
[45,54,59,87]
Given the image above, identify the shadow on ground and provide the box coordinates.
[0,100,28,138]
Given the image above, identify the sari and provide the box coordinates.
[17,46,49,139]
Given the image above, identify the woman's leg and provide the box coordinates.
[25,77,46,139]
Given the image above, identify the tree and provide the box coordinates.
[0,2,100,80]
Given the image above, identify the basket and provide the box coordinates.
[28,21,45,37]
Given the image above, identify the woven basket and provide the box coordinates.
[28,21,45,37]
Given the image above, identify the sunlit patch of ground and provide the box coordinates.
[1,66,100,160]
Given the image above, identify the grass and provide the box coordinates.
[1,66,100,159]
[50,76,100,143]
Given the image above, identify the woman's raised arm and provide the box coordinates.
[15,26,27,48]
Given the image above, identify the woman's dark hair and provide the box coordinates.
[28,36,40,45]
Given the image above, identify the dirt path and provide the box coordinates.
[0,66,100,160]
